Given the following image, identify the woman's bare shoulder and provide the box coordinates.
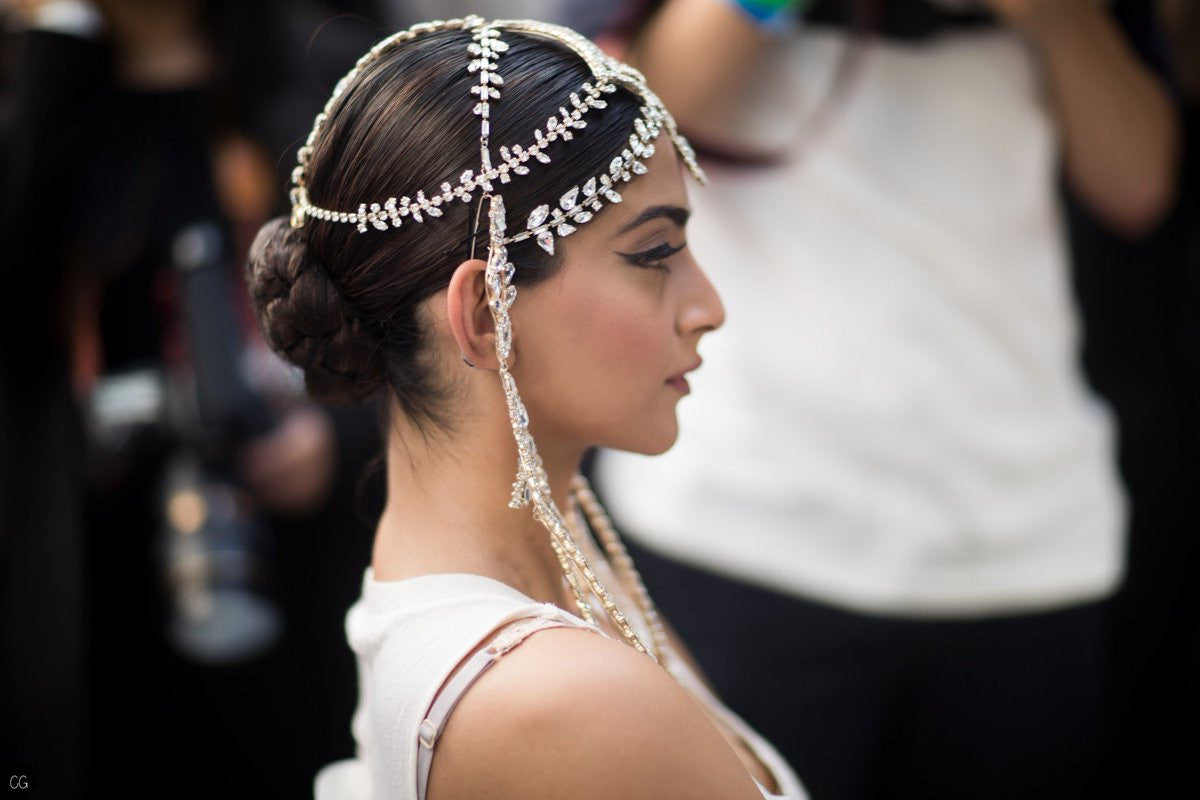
[425,625,764,800]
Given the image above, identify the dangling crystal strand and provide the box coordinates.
[544,502,650,657]
[570,474,671,665]
[571,478,668,663]
[483,198,652,657]
[534,503,597,624]
[500,375,634,640]
[545,495,646,651]
[546,528,595,624]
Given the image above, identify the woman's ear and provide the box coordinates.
[446,258,498,369]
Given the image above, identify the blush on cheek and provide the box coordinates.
[579,289,666,363]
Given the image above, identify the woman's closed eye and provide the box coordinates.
[618,241,686,271]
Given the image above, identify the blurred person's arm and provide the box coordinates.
[238,406,337,517]
[626,0,799,159]
[94,0,214,87]
[994,0,1180,235]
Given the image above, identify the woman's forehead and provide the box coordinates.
[601,147,689,237]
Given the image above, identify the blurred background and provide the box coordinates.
[0,1,1196,798]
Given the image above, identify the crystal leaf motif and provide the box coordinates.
[536,230,555,254]
[527,204,549,229]
[560,187,579,211]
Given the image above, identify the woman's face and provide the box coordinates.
[511,146,725,456]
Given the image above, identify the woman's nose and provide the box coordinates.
[678,255,725,337]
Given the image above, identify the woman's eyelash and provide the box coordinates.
[619,242,686,270]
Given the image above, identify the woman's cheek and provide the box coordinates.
[590,282,668,360]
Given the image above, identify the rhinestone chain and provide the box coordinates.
[569,474,671,666]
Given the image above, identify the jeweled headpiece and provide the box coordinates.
[290,17,703,662]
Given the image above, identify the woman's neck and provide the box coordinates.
[371,395,586,609]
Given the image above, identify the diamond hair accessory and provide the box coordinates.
[288,16,703,250]
[290,17,703,661]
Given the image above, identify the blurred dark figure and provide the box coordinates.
[1068,2,1200,795]
[1,1,385,796]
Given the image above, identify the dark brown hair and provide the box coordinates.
[245,28,645,427]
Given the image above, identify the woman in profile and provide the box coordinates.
[245,17,807,800]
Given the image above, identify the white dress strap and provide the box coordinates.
[415,614,597,800]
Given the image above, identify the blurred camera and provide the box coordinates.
[87,222,282,664]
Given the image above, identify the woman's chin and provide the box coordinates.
[609,420,680,457]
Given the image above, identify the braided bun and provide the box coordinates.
[245,218,385,405]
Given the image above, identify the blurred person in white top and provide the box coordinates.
[598,0,1178,797]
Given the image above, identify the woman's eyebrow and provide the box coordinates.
[614,204,690,236]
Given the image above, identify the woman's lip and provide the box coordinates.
[668,359,702,381]
[666,376,691,394]
[666,360,701,394]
